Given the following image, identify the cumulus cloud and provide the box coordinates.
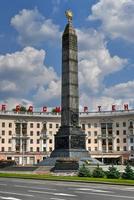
[1,98,33,110]
[88,0,134,42]
[77,29,127,94]
[104,81,134,99]
[11,8,61,46]
[33,80,61,105]
[0,47,60,108]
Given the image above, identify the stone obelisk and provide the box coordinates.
[51,10,89,159]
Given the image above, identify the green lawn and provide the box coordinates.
[0,173,134,185]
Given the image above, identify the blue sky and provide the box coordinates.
[0,0,134,111]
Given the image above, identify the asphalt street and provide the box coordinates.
[0,178,134,200]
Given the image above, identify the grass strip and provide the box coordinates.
[0,173,134,185]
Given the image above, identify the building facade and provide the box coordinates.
[0,109,134,165]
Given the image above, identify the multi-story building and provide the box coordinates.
[0,109,134,165]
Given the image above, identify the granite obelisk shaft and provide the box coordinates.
[51,11,89,158]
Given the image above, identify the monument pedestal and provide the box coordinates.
[51,126,89,158]
[37,11,102,171]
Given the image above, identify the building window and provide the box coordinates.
[117,138,120,143]
[94,131,97,136]
[94,123,97,128]
[30,147,33,152]
[2,122,5,128]
[30,139,33,144]
[88,123,91,128]
[37,131,40,136]
[49,147,52,152]
[43,147,46,152]
[9,123,12,128]
[49,124,52,128]
[116,130,120,135]
[117,146,120,151]
[37,139,40,144]
[37,147,40,152]
[88,139,91,144]
[88,147,91,151]
[82,124,85,130]
[56,124,59,128]
[130,121,133,128]
[94,139,97,143]
[8,147,12,151]
[37,123,40,128]
[9,131,12,136]
[123,146,127,151]
[95,147,98,151]
[88,131,91,137]
[49,139,52,144]
[116,122,119,127]
[43,123,47,129]
[130,138,134,143]
[123,122,126,127]
[1,147,5,152]
[8,139,11,143]
[123,138,126,143]
[131,146,134,151]
[43,139,46,144]
[2,130,5,135]
[2,138,5,143]
[123,130,126,135]
[30,131,33,136]
[30,123,33,128]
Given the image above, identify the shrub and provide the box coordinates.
[92,165,105,178]
[122,164,134,180]
[106,165,120,179]
[78,164,91,177]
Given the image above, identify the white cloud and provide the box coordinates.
[0,47,60,107]
[33,80,61,105]
[88,0,134,42]
[1,98,33,110]
[104,81,134,99]
[11,8,61,46]
[77,29,127,94]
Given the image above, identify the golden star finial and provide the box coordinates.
[65,9,73,23]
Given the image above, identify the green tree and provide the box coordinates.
[122,164,134,180]
[106,165,120,179]
[92,165,105,178]
[78,164,91,177]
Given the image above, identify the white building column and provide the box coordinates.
[40,139,43,152]
[106,139,108,153]
[12,138,16,152]
[113,138,116,151]
[26,139,30,152]
[98,138,102,151]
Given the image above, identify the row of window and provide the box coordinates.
[88,146,128,152]
[1,121,134,130]
[0,122,60,129]
[87,138,133,144]
[0,147,53,152]
[82,121,134,129]
[0,130,54,136]
[0,138,52,144]
[87,130,128,137]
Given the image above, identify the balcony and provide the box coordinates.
[12,134,29,139]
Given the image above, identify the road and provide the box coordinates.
[0,178,134,200]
